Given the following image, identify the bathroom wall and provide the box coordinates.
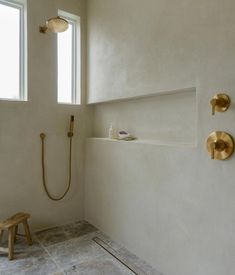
[85,1,235,275]
[0,0,91,231]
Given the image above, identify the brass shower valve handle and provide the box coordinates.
[210,94,230,115]
[210,140,227,159]
[207,131,234,160]
[210,142,215,160]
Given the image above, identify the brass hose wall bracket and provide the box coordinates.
[210,94,230,115]
[207,131,234,160]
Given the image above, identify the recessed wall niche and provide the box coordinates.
[91,88,197,146]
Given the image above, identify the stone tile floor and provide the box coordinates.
[0,221,163,275]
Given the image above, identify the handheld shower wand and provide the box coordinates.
[68,115,74,137]
[40,115,75,201]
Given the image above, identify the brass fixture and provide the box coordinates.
[210,94,230,115]
[206,131,234,160]
[39,16,68,34]
[40,115,75,201]
[67,115,74,137]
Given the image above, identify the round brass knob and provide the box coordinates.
[207,131,234,160]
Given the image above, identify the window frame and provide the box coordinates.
[57,10,81,105]
[0,0,27,101]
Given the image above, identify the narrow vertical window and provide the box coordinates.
[57,11,80,104]
[0,0,27,101]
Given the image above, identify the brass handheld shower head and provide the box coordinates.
[40,115,75,201]
[68,115,74,137]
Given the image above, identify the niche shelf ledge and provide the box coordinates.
[87,137,196,148]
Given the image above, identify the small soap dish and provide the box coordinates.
[118,131,136,141]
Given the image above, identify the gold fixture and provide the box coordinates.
[210,94,230,115]
[39,16,68,34]
[40,115,75,201]
[206,131,234,160]
[67,115,74,137]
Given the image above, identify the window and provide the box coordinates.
[0,0,27,101]
[57,10,80,104]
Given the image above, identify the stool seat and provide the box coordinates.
[0,213,30,229]
[0,212,32,260]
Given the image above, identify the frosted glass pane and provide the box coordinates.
[58,24,73,103]
[0,3,20,99]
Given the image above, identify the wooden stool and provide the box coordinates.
[0,212,32,260]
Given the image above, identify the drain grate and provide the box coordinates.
[92,237,139,275]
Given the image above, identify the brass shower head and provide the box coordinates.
[39,16,68,34]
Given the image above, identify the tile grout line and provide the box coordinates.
[33,234,66,275]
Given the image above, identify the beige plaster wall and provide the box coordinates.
[0,0,91,231]
[85,1,235,275]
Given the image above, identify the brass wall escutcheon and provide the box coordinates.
[207,131,234,160]
[210,94,230,115]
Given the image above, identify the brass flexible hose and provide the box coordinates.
[40,133,72,201]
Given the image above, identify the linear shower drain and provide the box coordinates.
[92,236,139,275]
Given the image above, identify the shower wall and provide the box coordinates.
[85,1,235,275]
[0,0,91,231]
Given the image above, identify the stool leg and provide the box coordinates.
[0,229,3,244]
[8,227,15,260]
[14,225,18,243]
[23,220,32,246]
